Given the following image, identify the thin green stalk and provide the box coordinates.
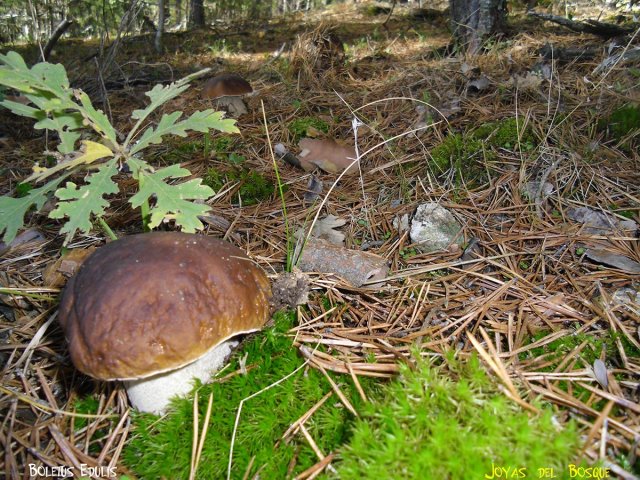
[136,174,152,232]
[203,131,211,160]
[97,216,117,241]
[260,100,292,271]
[0,288,57,301]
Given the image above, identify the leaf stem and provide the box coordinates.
[97,216,117,241]
[137,175,151,232]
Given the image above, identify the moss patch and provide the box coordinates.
[426,118,537,184]
[159,138,209,165]
[472,117,536,151]
[122,311,377,480]
[71,396,108,455]
[72,395,100,431]
[211,134,238,157]
[429,132,485,182]
[598,104,640,151]
[520,330,639,369]
[203,167,275,205]
[332,354,583,479]
[288,116,330,141]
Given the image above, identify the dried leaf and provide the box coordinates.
[511,72,544,91]
[593,359,608,389]
[610,287,640,316]
[568,207,637,236]
[42,246,96,287]
[467,75,490,92]
[296,237,389,288]
[583,248,640,274]
[310,214,346,246]
[304,175,323,203]
[297,138,358,175]
[461,62,480,77]
[305,125,323,137]
[0,228,46,257]
[461,237,483,269]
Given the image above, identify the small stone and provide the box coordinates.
[410,203,463,252]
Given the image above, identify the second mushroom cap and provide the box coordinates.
[203,73,253,117]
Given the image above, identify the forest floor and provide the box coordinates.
[1,1,639,479]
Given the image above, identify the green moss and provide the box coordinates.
[203,167,275,205]
[123,311,377,480]
[160,138,210,164]
[598,104,640,151]
[72,395,108,454]
[212,135,236,156]
[472,117,536,151]
[332,354,583,479]
[72,395,100,431]
[429,132,486,184]
[430,133,479,171]
[520,330,638,368]
[288,116,330,141]
[425,118,536,184]
[399,247,418,260]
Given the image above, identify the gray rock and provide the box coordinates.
[410,203,463,252]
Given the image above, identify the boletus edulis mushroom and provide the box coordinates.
[202,73,253,117]
[58,232,271,414]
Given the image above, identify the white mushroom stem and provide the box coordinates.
[216,96,248,117]
[123,339,238,415]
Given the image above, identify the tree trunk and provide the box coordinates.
[43,18,74,61]
[188,0,205,27]
[175,0,183,28]
[155,0,165,53]
[449,0,507,53]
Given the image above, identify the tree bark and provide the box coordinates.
[188,0,205,28]
[175,0,183,28]
[42,18,74,61]
[155,0,165,53]
[449,0,506,53]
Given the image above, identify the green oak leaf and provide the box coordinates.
[0,176,65,244]
[0,52,113,153]
[49,159,119,244]
[130,110,239,155]
[0,51,71,100]
[128,158,213,232]
[34,112,84,154]
[26,140,114,183]
[0,99,40,119]
[76,90,117,144]
[126,68,211,146]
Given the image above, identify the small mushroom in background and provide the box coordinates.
[202,73,253,117]
[58,232,271,415]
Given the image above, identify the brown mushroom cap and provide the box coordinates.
[58,232,271,381]
[202,73,253,99]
